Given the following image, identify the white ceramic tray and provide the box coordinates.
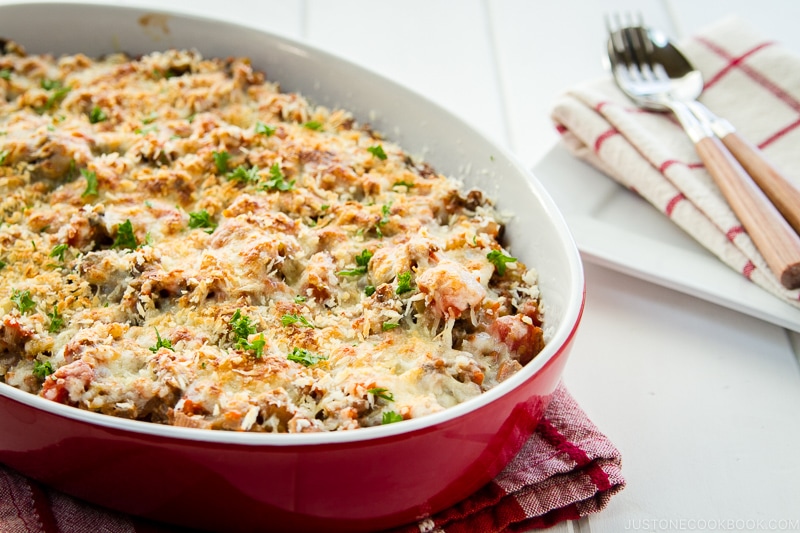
[533,143,800,333]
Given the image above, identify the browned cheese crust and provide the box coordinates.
[0,43,544,432]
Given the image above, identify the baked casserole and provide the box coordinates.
[0,43,544,432]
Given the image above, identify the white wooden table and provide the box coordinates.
[8,1,800,531]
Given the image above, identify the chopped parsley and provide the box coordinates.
[89,106,108,124]
[11,289,35,314]
[0,68,11,80]
[113,220,139,250]
[396,271,413,295]
[487,250,517,276]
[49,243,68,262]
[303,120,323,131]
[228,309,265,355]
[281,313,315,328]
[212,150,230,174]
[393,180,415,189]
[142,111,159,124]
[364,285,376,296]
[255,121,276,136]
[81,169,98,197]
[40,79,62,90]
[379,203,392,225]
[382,321,399,331]
[32,360,54,380]
[287,347,326,367]
[367,144,387,160]
[230,309,257,345]
[259,163,294,191]
[338,249,373,276]
[227,165,260,184]
[149,327,174,353]
[376,202,392,237]
[294,295,308,304]
[0,260,6,270]
[188,210,217,233]
[36,83,71,113]
[47,306,63,333]
[239,333,266,358]
[382,411,403,424]
[0,149,8,165]
[368,387,394,402]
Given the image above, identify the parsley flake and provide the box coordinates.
[0,69,11,80]
[188,210,217,233]
[0,149,8,165]
[338,249,373,276]
[255,121,276,136]
[49,243,69,262]
[259,163,294,191]
[364,285,376,296]
[396,271,413,295]
[149,327,174,353]
[368,387,395,402]
[281,313,316,328]
[11,289,35,314]
[303,120,323,131]
[40,79,61,90]
[32,360,55,380]
[487,250,517,276]
[47,306,63,333]
[382,411,403,424]
[287,347,326,367]
[89,106,108,124]
[382,321,399,331]
[393,180,415,189]
[230,309,257,344]
[212,150,230,174]
[113,220,138,250]
[367,144,387,160]
[227,165,260,184]
[294,295,308,304]
[81,169,98,197]
[0,261,6,270]
[239,334,266,358]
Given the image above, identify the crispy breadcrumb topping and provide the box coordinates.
[0,44,544,432]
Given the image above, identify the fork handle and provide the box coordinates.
[687,101,800,236]
[718,132,800,236]
[695,135,800,290]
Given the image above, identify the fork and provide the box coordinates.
[606,13,800,290]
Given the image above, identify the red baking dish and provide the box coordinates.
[0,3,585,532]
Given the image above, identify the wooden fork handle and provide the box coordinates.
[718,131,800,236]
[695,136,800,290]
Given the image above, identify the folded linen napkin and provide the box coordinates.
[0,384,624,533]
[551,16,800,308]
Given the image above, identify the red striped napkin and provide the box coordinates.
[551,16,800,308]
[0,384,624,533]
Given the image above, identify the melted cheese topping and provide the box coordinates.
[0,44,545,432]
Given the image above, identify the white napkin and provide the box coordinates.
[551,16,800,309]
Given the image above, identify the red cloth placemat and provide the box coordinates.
[1,384,624,533]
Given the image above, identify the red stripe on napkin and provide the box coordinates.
[594,129,619,153]
[742,261,756,279]
[700,40,774,90]
[665,193,686,216]
[697,37,800,113]
[758,116,800,149]
[726,225,745,242]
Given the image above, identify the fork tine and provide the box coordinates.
[605,12,631,70]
